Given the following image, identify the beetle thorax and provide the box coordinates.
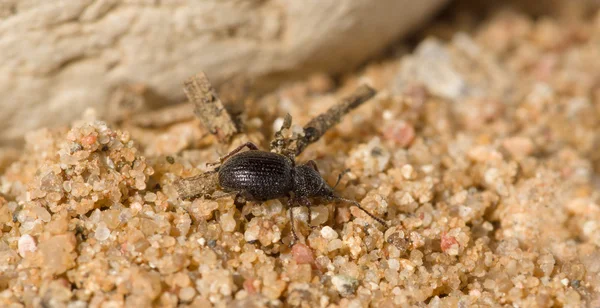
[293,165,333,198]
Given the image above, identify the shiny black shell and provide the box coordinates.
[218,151,294,201]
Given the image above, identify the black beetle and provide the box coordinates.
[212,141,387,242]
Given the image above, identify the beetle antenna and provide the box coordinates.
[332,169,351,190]
[334,196,387,227]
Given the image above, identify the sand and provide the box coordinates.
[1,7,599,308]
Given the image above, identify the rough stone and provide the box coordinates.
[0,0,446,143]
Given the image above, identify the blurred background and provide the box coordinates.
[0,0,598,145]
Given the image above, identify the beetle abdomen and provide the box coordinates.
[218,151,293,200]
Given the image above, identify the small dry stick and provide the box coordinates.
[297,84,376,155]
[271,84,377,158]
[184,72,238,143]
[174,171,219,200]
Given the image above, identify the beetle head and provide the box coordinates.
[293,165,334,198]
[293,165,387,227]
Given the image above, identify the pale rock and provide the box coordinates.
[0,0,447,143]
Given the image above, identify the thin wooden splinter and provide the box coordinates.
[174,171,218,200]
[184,72,238,143]
[297,84,376,155]
[270,84,377,158]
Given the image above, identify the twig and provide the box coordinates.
[184,72,238,143]
[270,84,377,157]
[298,85,376,155]
[174,172,218,200]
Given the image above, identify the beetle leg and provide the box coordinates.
[305,160,319,173]
[207,142,260,167]
[298,197,313,226]
[235,196,245,207]
[234,193,247,207]
[287,198,299,244]
[206,161,220,168]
